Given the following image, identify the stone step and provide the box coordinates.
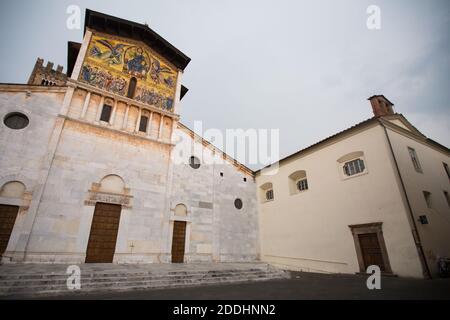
[0,272,286,297]
[0,268,277,282]
[1,272,278,291]
[0,269,282,287]
[0,267,274,281]
[2,276,279,298]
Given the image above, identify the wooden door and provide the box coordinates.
[0,205,19,256]
[358,233,386,271]
[171,221,186,263]
[85,203,122,263]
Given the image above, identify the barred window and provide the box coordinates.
[297,179,308,191]
[266,189,274,201]
[343,159,365,176]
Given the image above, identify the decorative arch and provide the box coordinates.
[337,151,364,164]
[0,181,26,198]
[99,175,126,194]
[85,174,132,208]
[0,174,33,197]
[174,204,188,217]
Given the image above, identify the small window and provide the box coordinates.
[423,191,432,208]
[4,112,29,130]
[408,147,422,173]
[234,198,243,210]
[243,177,247,182]
[443,163,450,180]
[444,191,450,208]
[297,179,308,191]
[266,189,274,201]
[127,77,137,98]
[139,115,148,132]
[189,156,201,169]
[343,159,365,176]
[220,172,224,177]
[100,104,112,122]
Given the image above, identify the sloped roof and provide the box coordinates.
[255,113,449,174]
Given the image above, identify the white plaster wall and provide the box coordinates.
[387,128,450,277]
[256,124,424,278]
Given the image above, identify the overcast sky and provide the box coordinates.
[0,0,448,169]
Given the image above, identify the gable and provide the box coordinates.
[387,118,411,131]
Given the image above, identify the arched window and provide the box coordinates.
[288,170,308,195]
[127,77,137,98]
[260,182,274,202]
[337,151,367,178]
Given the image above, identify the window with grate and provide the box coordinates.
[343,159,366,176]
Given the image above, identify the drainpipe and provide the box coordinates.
[381,121,431,279]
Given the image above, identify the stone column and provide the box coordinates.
[71,30,93,81]
[135,107,142,132]
[110,99,118,125]
[80,91,91,119]
[158,115,164,140]
[95,96,105,123]
[147,112,153,137]
[59,84,76,116]
[122,104,130,130]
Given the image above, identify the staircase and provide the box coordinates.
[0,262,289,298]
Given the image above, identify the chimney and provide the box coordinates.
[368,95,394,117]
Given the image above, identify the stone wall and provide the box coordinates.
[169,127,259,263]
[0,85,259,264]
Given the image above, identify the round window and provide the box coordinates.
[4,112,29,130]
[234,198,243,210]
[189,156,201,169]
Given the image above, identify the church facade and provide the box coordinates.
[0,10,449,279]
[0,10,258,265]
